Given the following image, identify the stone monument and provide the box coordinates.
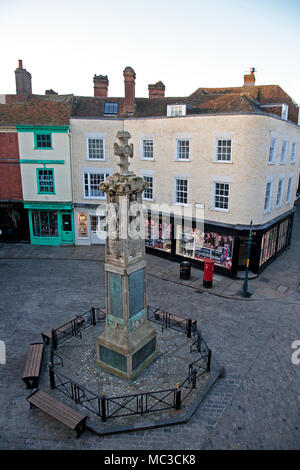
[96,131,158,380]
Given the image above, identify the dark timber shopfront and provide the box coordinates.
[144,209,294,277]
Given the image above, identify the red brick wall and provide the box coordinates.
[0,132,23,200]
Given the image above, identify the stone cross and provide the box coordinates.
[114,130,133,175]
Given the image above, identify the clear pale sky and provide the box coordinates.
[1,0,300,104]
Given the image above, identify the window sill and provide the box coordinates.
[86,158,106,161]
[84,196,106,200]
[211,207,229,213]
[268,162,276,165]
[143,198,154,202]
[38,192,56,195]
[213,160,233,164]
[141,158,155,161]
[174,159,191,162]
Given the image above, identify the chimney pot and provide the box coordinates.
[18,59,23,69]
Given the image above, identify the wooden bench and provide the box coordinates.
[41,317,85,345]
[22,343,44,389]
[27,389,87,438]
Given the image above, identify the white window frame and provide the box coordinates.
[281,104,288,120]
[174,177,189,205]
[83,171,109,199]
[280,140,289,164]
[275,177,284,208]
[268,137,277,164]
[142,139,154,160]
[215,138,232,163]
[86,133,106,161]
[211,181,230,212]
[286,175,293,204]
[264,179,273,214]
[142,175,154,201]
[176,139,190,161]
[167,105,186,117]
[291,142,297,164]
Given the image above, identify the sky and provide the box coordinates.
[1,0,300,104]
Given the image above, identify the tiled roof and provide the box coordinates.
[70,83,298,123]
[0,84,298,125]
[0,94,73,126]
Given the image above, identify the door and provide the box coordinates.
[61,212,73,243]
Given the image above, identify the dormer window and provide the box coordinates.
[281,104,288,120]
[104,102,118,115]
[167,104,186,117]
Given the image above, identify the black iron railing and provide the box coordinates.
[47,305,212,423]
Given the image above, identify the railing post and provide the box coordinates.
[49,366,56,389]
[192,369,197,389]
[51,328,57,350]
[91,306,96,326]
[207,349,212,372]
[175,384,181,410]
[101,394,107,422]
[187,319,192,338]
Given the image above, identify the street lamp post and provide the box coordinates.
[241,220,255,298]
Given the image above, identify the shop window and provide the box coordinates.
[176,225,234,269]
[78,212,88,237]
[144,214,172,253]
[31,211,58,237]
[37,169,55,194]
[259,226,278,266]
[277,219,289,251]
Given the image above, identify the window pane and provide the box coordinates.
[88,139,104,159]
[36,134,51,148]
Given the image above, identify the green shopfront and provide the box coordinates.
[25,202,74,245]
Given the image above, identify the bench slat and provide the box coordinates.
[23,343,44,388]
[27,390,86,431]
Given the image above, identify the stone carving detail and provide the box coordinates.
[114,130,134,175]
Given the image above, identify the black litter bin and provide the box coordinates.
[180,261,191,280]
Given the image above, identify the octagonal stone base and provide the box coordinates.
[96,321,158,380]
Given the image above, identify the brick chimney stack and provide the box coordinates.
[148,81,165,99]
[93,75,109,97]
[243,67,256,86]
[15,59,32,99]
[123,66,136,115]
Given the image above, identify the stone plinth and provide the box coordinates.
[96,131,157,379]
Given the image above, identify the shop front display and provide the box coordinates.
[75,205,107,245]
[175,225,234,270]
[144,214,172,253]
[25,202,74,245]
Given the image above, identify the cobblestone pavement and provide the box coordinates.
[0,203,299,449]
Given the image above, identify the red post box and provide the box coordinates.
[203,259,215,288]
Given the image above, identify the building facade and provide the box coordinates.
[0,125,29,242]
[69,67,300,276]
